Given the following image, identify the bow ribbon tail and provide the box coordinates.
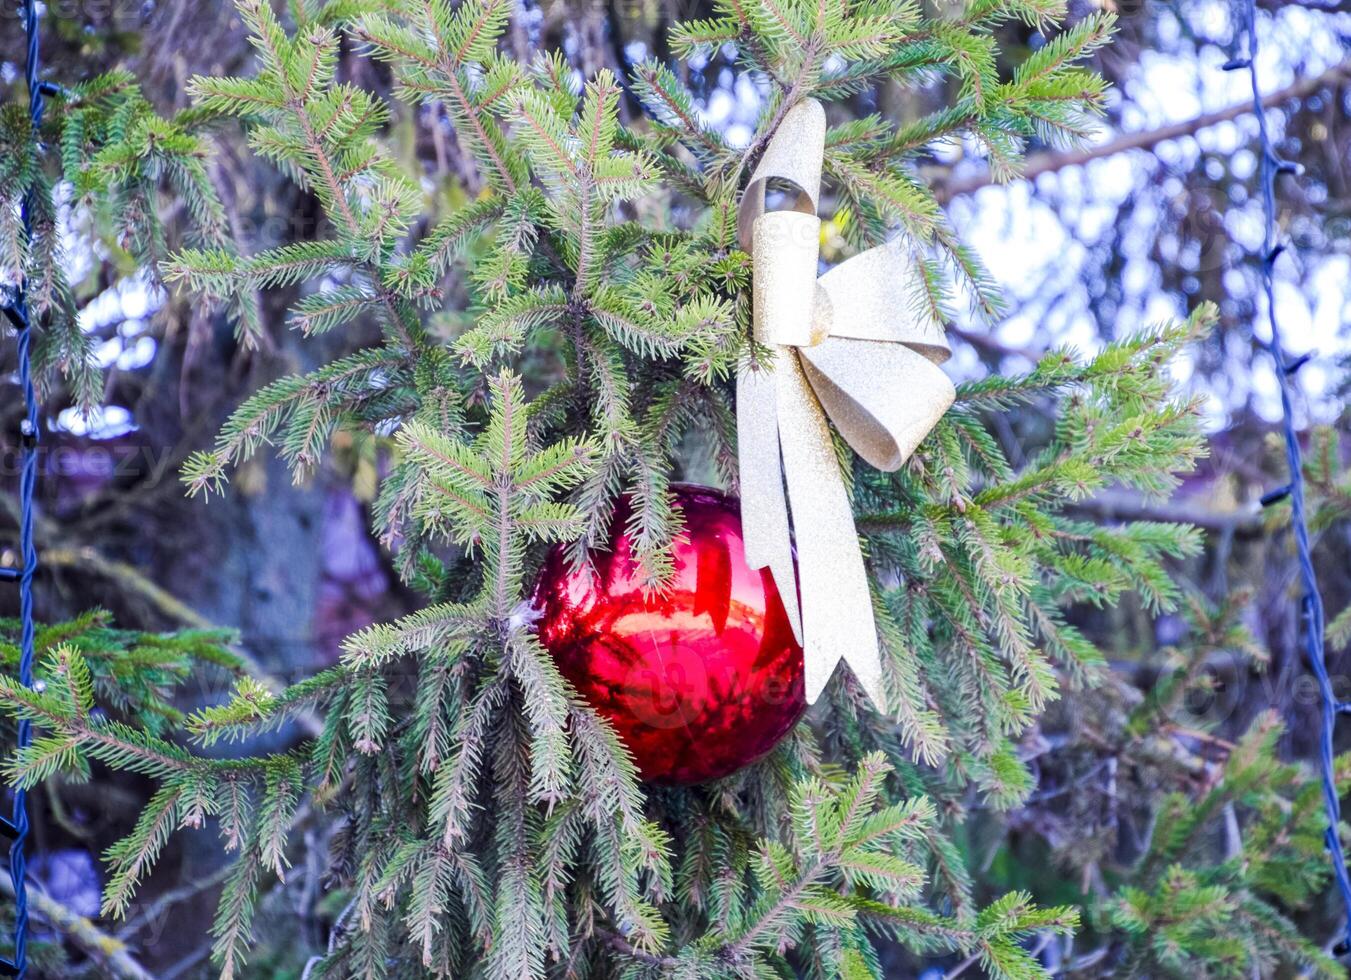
[773,347,887,710]
[736,364,803,644]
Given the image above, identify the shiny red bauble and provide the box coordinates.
[532,485,806,784]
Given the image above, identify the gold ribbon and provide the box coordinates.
[736,98,955,710]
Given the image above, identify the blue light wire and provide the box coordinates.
[1226,0,1351,956]
[0,0,48,975]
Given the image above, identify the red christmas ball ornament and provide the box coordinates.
[532,484,806,784]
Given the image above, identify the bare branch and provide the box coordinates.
[934,60,1351,202]
[0,871,155,980]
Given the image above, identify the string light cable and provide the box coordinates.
[1224,0,1351,958]
[0,0,60,975]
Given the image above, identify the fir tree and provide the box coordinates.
[6,1,1342,978]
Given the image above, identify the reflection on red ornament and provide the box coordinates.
[532,485,806,784]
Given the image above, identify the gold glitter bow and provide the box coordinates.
[736,98,956,711]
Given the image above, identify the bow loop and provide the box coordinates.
[799,339,954,472]
[817,243,953,363]
[737,99,826,251]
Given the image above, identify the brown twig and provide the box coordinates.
[934,59,1351,202]
[1063,489,1264,536]
[599,929,679,968]
[0,871,154,980]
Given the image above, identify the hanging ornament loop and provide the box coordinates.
[735,98,956,710]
